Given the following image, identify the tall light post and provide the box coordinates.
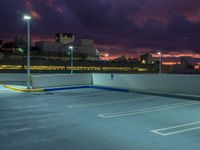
[69,46,74,74]
[157,51,162,74]
[17,48,24,70]
[23,15,31,89]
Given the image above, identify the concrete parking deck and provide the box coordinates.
[1,84,200,150]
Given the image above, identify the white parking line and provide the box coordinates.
[15,127,30,132]
[98,101,199,118]
[151,121,200,136]
[67,105,73,108]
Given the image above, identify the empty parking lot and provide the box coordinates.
[1,84,200,150]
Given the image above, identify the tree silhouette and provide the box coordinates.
[114,55,127,62]
[2,41,16,51]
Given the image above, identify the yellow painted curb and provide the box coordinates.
[4,85,44,92]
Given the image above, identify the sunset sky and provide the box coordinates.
[1,0,200,62]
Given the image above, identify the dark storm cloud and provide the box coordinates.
[25,0,81,36]
[62,0,142,50]
[1,0,200,54]
[61,0,200,52]
[0,0,26,39]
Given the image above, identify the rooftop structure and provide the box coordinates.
[55,33,75,44]
[77,38,98,61]
[140,53,153,64]
[35,41,63,53]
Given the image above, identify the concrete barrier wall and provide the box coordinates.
[0,73,27,82]
[92,73,200,95]
[32,74,93,88]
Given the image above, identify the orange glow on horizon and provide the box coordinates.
[152,53,200,59]
[162,62,180,65]
[32,35,54,43]
[101,53,118,60]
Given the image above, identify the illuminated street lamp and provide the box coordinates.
[23,15,31,89]
[157,51,162,74]
[69,46,74,74]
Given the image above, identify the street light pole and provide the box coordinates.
[24,15,31,89]
[157,51,162,74]
[69,46,74,74]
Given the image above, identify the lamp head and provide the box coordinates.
[23,15,31,20]
[69,46,73,49]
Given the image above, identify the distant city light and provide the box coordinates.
[0,65,148,72]
[105,53,109,57]
[105,53,110,61]
[69,46,73,49]
[157,51,162,55]
[17,48,24,53]
[142,60,146,64]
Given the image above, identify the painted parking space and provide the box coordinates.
[98,101,199,118]
[1,87,200,150]
[151,121,200,136]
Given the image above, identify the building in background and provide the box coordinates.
[172,57,196,74]
[140,54,153,64]
[35,41,63,53]
[4,33,99,62]
[76,38,98,61]
[96,49,101,60]
[180,57,192,67]
[55,33,75,44]
[35,35,99,61]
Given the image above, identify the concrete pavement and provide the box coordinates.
[1,85,200,150]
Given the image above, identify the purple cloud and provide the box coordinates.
[1,0,200,56]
